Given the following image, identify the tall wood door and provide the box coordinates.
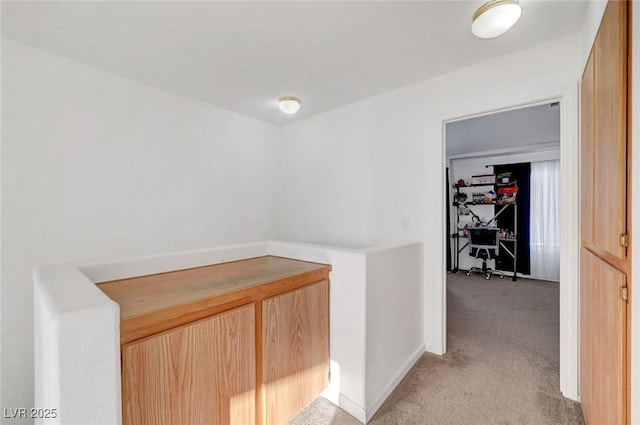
[580,1,630,424]
[262,280,329,425]
[121,305,256,425]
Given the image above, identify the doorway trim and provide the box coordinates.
[436,86,580,401]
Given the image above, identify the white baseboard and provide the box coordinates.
[424,343,445,356]
[338,393,366,424]
[365,345,425,422]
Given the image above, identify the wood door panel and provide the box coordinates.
[593,0,628,261]
[581,49,595,247]
[580,249,626,425]
[122,305,256,425]
[262,280,329,425]
[579,249,593,424]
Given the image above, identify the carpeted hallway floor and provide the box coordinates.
[290,273,584,425]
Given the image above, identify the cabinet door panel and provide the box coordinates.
[122,304,256,425]
[581,49,595,247]
[593,0,627,261]
[579,249,593,423]
[580,249,626,425]
[262,280,329,425]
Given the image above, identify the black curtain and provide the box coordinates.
[494,163,531,275]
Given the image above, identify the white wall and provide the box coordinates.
[276,117,377,247]
[364,243,424,420]
[1,38,280,418]
[34,265,121,425]
[277,33,582,397]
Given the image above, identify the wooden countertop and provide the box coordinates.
[97,255,331,344]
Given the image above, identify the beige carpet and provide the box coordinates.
[290,273,584,425]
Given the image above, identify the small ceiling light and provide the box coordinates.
[471,0,522,39]
[279,96,301,114]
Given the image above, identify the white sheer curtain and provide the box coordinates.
[530,160,560,281]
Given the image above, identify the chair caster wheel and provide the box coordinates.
[485,275,490,280]
[499,275,504,279]
[466,272,471,276]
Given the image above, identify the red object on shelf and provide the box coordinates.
[457,179,465,186]
[498,186,518,195]
[496,186,518,204]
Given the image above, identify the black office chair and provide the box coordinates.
[466,227,505,280]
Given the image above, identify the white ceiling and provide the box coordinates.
[2,1,587,125]
[446,103,561,156]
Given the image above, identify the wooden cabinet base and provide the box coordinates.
[99,256,331,425]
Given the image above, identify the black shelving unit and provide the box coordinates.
[451,182,518,281]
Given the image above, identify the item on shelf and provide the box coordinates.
[497,172,512,183]
[457,222,469,236]
[459,205,471,215]
[457,178,466,186]
[472,174,496,185]
[484,190,497,203]
[454,192,468,204]
[496,186,518,204]
[472,192,485,203]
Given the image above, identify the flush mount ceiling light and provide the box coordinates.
[279,96,301,114]
[471,0,522,39]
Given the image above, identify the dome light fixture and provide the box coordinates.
[471,0,522,39]
[279,96,301,114]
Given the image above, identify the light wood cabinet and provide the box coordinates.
[98,256,331,425]
[122,305,256,425]
[579,1,630,424]
[262,280,329,425]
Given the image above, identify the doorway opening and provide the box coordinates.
[446,102,561,282]
[440,101,582,422]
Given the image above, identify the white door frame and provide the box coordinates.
[433,85,580,401]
